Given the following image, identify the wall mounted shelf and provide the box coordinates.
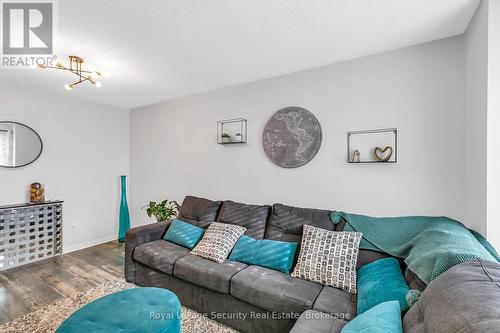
[347,128,398,163]
[217,118,247,145]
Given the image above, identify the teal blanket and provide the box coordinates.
[331,212,499,284]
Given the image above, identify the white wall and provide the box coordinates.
[487,0,500,249]
[0,80,129,253]
[464,0,488,235]
[130,37,466,228]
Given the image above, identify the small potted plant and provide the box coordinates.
[221,133,231,143]
[233,133,242,142]
[143,199,180,223]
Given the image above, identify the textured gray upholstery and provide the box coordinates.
[133,239,188,275]
[217,200,271,239]
[265,203,333,243]
[313,286,356,322]
[126,197,500,333]
[231,265,323,314]
[125,221,170,282]
[404,267,426,292]
[403,259,500,333]
[174,255,247,294]
[290,310,347,333]
[135,262,296,333]
[177,195,222,228]
[356,249,388,269]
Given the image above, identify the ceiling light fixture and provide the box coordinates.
[38,55,105,90]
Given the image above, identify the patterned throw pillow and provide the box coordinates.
[190,222,246,263]
[291,224,362,294]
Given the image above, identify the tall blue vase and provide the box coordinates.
[118,175,130,242]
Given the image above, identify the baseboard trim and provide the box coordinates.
[63,235,118,254]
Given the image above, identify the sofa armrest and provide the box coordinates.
[124,221,172,282]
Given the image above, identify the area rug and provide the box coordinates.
[0,278,239,333]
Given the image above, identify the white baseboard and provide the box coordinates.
[63,235,118,254]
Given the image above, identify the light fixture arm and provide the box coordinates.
[38,55,104,90]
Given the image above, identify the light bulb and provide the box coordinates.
[65,83,73,91]
[90,72,101,80]
[95,81,102,88]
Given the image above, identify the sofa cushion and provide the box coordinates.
[229,235,298,274]
[290,310,347,333]
[163,219,205,249]
[173,255,247,294]
[190,222,246,263]
[133,240,189,275]
[356,249,389,269]
[342,301,403,333]
[265,203,333,243]
[313,286,356,321]
[403,259,500,333]
[217,200,271,239]
[177,196,222,228]
[291,225,362,294]
[357,258,416,314]
[231,265,323,314]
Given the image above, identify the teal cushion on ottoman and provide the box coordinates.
[342,301,402,333]
[56,288,181,333]
[357,257,420,314]
[164,218,205,249]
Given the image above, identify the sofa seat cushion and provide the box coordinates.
[290,310,347,333]
[231,265,323,314]
[313,286,357,321]
[133,240,189,275]
[173,254,247,294]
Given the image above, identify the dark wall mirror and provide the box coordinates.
[0,121,43,168]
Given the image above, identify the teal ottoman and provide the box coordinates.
[56,287,181,333]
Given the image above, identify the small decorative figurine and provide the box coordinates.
[351,149,361,163]
[30,182,45,203]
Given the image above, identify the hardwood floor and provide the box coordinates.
[0,241,124,325]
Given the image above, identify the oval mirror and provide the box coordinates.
[0,121,43,168]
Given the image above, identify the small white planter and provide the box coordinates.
[222,137,231,143]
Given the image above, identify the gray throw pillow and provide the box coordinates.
[190,222,246,263]
[291,224,362,294]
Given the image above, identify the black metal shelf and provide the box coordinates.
[217,118,247,145]
[347,161,397,164]
[219,141,246,145]
[347,128,398,163]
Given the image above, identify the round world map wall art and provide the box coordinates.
[262,107,322,168]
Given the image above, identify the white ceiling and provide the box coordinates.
[0,0,480,109]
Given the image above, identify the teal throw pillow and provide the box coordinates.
[164,219,205,249]
[342,301,402,333]
[357,257,420,314]
[229,235,298,274]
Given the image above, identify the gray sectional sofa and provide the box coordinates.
[125,195,500,333]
